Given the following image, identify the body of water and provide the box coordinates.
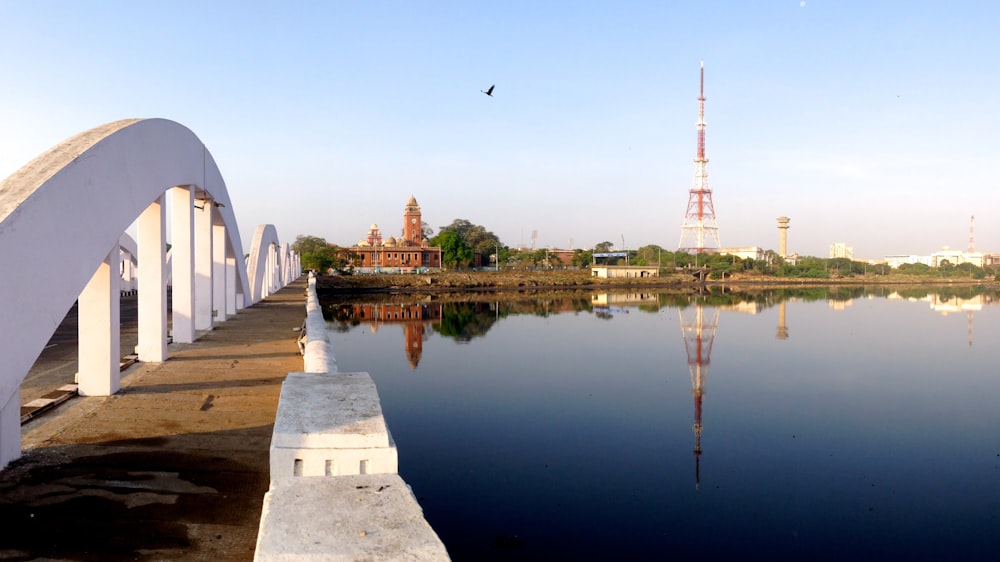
[325,286,1000,561]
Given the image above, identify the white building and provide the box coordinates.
[885,246,984,268]
[830,242,854,259]
[718,246,766,261]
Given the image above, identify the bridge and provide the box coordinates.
[0,119,447,559]
[0,118,298,467]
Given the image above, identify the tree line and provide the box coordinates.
[292,223,999,281]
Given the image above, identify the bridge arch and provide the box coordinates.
[0,118,297,468]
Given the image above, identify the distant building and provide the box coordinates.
[591,265,659,278]
[829,243,854,259]
[718,247,766,261]
[885,246,985,268]
[349,196,442,273]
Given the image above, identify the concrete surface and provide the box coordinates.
[0,278,307,561]
[254,474,449,561]
[270,372,398,480]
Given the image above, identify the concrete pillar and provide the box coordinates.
[777,216,790,258]
[194,200,214,331]
[0,388,20,469]
[226,252,238,316]
[170,186,196,343]
[137,196,168,362]
[78,248,121,396]
[212,221,227,322]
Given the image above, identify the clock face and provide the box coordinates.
[411,218,417,224]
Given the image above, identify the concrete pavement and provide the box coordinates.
[0,278,307,561]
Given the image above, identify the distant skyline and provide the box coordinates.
[2,1,998,259]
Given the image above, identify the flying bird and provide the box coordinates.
[481,84,495,97]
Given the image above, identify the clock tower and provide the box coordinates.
[403,195,422,245]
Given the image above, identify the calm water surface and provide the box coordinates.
[325,287,1000,561]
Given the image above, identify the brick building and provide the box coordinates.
[350,196,442,272]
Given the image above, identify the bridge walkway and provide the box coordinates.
[0,277,307,561]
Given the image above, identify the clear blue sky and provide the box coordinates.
[2,1,998,259]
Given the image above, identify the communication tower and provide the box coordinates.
[968,215,975,253]
[678,62,721,254]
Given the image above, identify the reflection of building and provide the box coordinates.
[349,303,443,368]
[591,293,658,306]
[828,300,853,311]
[350,196,442,273]
[680,305,718,490]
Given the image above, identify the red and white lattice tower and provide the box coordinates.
[678,62,721,254]
[968,215,975,253]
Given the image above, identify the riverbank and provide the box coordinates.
[315,269,997,295]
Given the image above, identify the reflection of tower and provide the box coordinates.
[680,305,719,489]
[776,300,789,340]
[967,310,974,348]
[777,216,790,258]
[403,195,422,245]
[404,322,425,368]
[678,62,721,254]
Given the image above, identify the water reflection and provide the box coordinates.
[325,286,1000,366]
[323,285,1000,560]
[680,305,718,489]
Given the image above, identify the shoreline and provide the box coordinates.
[315,270,998,296]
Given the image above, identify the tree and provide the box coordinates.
[431,230,473,269]
[292,235,343,273]
[292,235,330,256]
[594,241,614,253]
[438,218,502,263]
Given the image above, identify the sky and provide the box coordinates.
[1,1,998,259]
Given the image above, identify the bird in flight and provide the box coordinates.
[481,84,495,97]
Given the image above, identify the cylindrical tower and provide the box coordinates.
[777,216,790,258]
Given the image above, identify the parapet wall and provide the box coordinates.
[254,272,449,560]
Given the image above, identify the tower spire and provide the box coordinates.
[679,62,721,253]
[968,215,975,253]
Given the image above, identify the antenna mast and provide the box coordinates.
[968,215,975,253]
[679,62,721,253]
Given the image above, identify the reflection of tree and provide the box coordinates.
[433,303,501,342]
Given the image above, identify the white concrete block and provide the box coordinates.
[273,373,390,450]
[270,432,398,478]
[254,474,450,561]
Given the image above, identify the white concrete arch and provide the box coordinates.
[247,224,282,304]
[119,232,138,293]
[0,118,255,467]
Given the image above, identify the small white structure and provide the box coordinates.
[591,265,659,278]
[719,246,766,261]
